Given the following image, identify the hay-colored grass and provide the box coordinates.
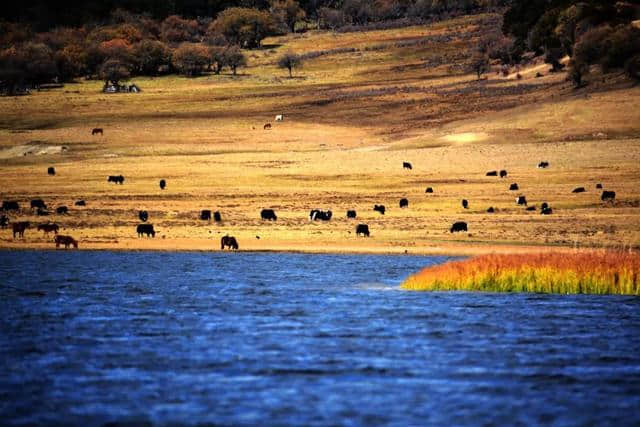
[0,13,639,253]
[402,251,640,294]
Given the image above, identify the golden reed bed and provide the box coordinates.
[402,251,640,295]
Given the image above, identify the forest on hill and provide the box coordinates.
[1,0,639,95]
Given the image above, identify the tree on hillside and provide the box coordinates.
[318,7,346,29]
[172,42,210,76]
[133,39,172,75]
[100,58,131,87]
[209,8,275,49]
[99,38,134,64]
[55,44,88,81]
[224,46,247,75]
[208,46,227,74]
[161,15,201,44]
[469,50,489,79]
[277,52,302,77]
[270,0,306,33]
[0,46,27,94]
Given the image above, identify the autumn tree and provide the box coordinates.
[55,44,88,81]
[224,46,247,75]
[270,0,306,33]
[172,42,210,76]
[209,8,275,49]
[208,46,227,74]
[133,39,171,75]
[161,15,201,44]
[277,52,302,77]
[100,58,131,87]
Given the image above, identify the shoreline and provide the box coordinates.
[0,239,600,256]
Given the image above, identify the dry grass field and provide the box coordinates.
[1,13,639,254]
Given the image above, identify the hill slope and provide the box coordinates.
[1,13,639,253]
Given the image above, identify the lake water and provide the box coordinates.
[1,251,640,426]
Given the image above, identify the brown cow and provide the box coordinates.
[264,123,272,130]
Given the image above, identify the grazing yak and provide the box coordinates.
[261,209,277,221]
[486,171,498,176]
[139,210,148,222]
[509,183,519,191]
[310,209,332,221]
[221,235,239,250]
[107,175,125,184]
[516,196,527,206]
[347,210,357,219]
[487,207,495,213]
[31,199,47,209]
[75,200,86,206]
[55,235,78,249]
[356,224,370,237]
[538,161,549,168]
[1,201,19,211]
[0,215,8,228]
[450,221,468,233]
[572,187,586,193]
[48,167,56,175]
[200,210,211,221]
[425,187,434,193]
[275,114,284,121]
[403,162,412,170]
[500,170,508,178]
[159,179,166,190]
[264,123,272,130]
[137,223,155,237]
[12,221,29,238]
[38,223,59,235]
[91,128,103,135]
[56,206,68,215]
[36,208,49,216]
[596,183,603,189]
[214,211,222,222]
[374,205,385,215]
[541,207,553,215]
[462,199,469,209]
[601,191,616,202]
[399,198,409,208]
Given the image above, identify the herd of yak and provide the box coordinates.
[0,133,618,250]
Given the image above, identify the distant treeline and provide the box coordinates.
[502,0,640,85]
[2,0,508,30]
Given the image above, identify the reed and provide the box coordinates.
[402,251,640,295]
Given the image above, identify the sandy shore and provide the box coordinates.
[0,237,585,256]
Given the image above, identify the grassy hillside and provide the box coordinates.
[1,13,639,253]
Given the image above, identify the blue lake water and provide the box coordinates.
[1,250,640,426]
